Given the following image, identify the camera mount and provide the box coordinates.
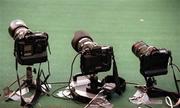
[4,59,51,108]
[69,52,126,103]
[5,19,51,108]
[68,31,126,103]
[132,41,180,106]
[142,65,180,103]
[57,31,126,107]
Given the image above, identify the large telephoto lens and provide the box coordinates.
[71,30,94,53]
[8,19,29,40]
[132,41,171,77]
[132,41,157,58]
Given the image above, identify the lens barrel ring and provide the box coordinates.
[71,31,93,52]
[8,19,28,38]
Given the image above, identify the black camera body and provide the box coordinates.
[140,48,170,77]
[132,41,171,77]
[9,20,49,65]
[71,31,126,100]
[14,32,48,65]
[80,45,113,75]
[72,31,113,75]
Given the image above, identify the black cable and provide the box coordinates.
[126,82,140,85]
[0,75,26,100]
[8,75,25,88]
[172,63,180,82]
[37,63,42,77]
[47,81,69,85]
[15,59,24,102]
[50,84,70,100]
[169,56,180,93]
[68,53,80,89]
[47,61,68,84]
[51,53,79,100]
[51,85,70,100]
[172,63,180,73]
[47,60,51,76]
[48,42,51,55]
[171,64,180,93]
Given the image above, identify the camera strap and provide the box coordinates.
[13,42,27,104]
[47,42,51,55]
[102,52,126,95]
[14,59,51,107]
[169,55,180,93]
[112,54,126,95]
[171,64,180,93]
[15,58,27,106]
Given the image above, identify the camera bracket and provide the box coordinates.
[141,75,180,105]
[5,60,51,108]
[21,66,50,107]
[68,53,126,103]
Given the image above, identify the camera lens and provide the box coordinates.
[71,30,94,52]
[8,19,29,40]
[132,41,156,58]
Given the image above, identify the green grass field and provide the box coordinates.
[0,0,180,107]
